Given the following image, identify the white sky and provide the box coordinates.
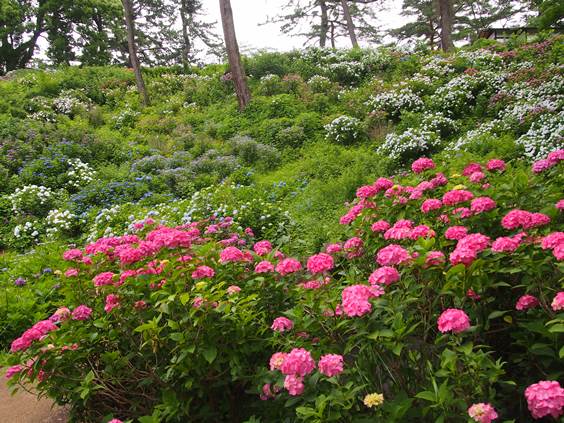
[201,0,405,52]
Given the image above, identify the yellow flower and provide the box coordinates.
[195,281,207,290]
[452,184,467,190]
[363,392,384,408]
[451,173,461,178]
[54,270,62,276]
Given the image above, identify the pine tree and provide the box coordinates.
[219,0,251,111]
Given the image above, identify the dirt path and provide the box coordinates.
[0,377,68,423]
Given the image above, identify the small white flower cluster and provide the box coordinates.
[448,120,507,151]
[13,221,41,240]
[421,56,455,77]
[420,112,459,137]
[260,74,280,83]
[86,205,122,242]
[46,209,76,237]
[324,115,363,144]
[52,95,84,116]
[30,111,56,122]
[8,185,53,214]
[307,75,333,93]
[516,112,564,161]
[457,49,503,70]
[367,88,424,118]
[431,75,475,115]
[67,158,95,189]
[377,129,440,161]
[114,107,140,129]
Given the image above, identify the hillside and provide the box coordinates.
[1,35,563,422]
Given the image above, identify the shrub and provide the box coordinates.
[324,115,364,145]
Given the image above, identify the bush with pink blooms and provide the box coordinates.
[2,152,563,423]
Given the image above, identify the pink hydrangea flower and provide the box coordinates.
[525,381,564,419]
[191,266,215,279]
[552,244,563,260]
[442,190,474,206]
[541,232,564,250]
[271,317,294,332]
[532,159,553,173]
[284,374,304,396]
[368,266,400,286]
[10,337,31,352]
[556,200,564,210]
[463,163,482,176]
[371,220,391,232]
[425,251,445,266]
[269,352,287,371]
[468,403,498,423]
[487,159,506,172]
[374,177,394,191]
[501,210,531,230]
[469,171,486,183]
[421,199,442,213]
[344,237,364,259]
[253,240,272,256]
[255,260,274,273]
[356,184,379,198]
[50,307,71,323]
[376,244,411,266]
[104,294,120,313]
[318,354,344,377]
[470,197,496,214]
[491,236,520,253]
[108,420,123,423]
[431,172,448,188]
[410,225,435,240]
[219,246,245,263]
[72,305,92,321]
[341,285,383,317]
[459,233,490,252]
[93,272,115,287]
[412,157,436,174]
[515,294,539,311]
[64,268,79,277]
[437,308,470,333]
[275,258,302,275]
[192,297,204,308]
[307,253,334,274]
[326,243,342,253]
[63,249,83,261]
[5,365,23,380]
[280,348,315,376]
[527,212,550,229]
[547,149,564,163]
[551,292,564,311]
[227,285,241,295]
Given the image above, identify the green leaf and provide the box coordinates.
[559,346,564,359]
[487,310,508,320]
[179,292,191,306]
[367,329,394,339]
[202,345,217,364]
[415,391,436,402]
[548,323,564,333]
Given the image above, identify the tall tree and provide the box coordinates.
[391,0,440,49]
[121,0,150,106]
[178,0,222,68]
[0,0,49,75]
[267,0,380,48]
[438,0,454,51]
[219,0,250,111]
[341,0,359,47]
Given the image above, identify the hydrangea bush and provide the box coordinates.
[4,153,563,422]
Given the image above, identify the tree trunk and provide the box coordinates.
[319,0,328,47]
[438,0,454,51]
[340,0,358,48]
[219,0,251,111]
[180,0,192,71]
[121,0,150,106]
